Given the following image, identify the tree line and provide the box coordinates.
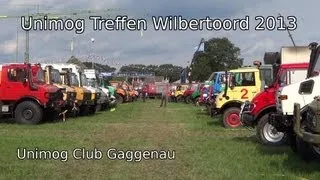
[67,37,243,83]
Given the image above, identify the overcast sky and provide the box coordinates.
[0,0,317,68]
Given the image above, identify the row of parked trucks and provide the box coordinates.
[174,43,320,160]
[0,62,118,124]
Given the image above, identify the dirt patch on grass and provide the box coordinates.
[87,122,187,148]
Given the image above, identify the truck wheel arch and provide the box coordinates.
[254,105,276,125]
[220,100,242,114]
[14,96,42,111]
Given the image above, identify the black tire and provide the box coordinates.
[79,105,90,116]
[194,97,200,106]
[15,101,43,124]
[223,107,242,128]
[176,95,183,102]
[115,94,124,104]
[289,134,297,152]
[256,114,288,146]
[185,95,193,104]
[95,104,102,112]
[89,105,96,115]
[296,136,320,162]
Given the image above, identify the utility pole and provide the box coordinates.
[15,18,19,62]
[91,38,95,69]
[24,8,30,63]
[279,13,296,47]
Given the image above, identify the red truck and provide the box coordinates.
[240,48,310,145]
[0,63,64,124]
[183,83,199,104]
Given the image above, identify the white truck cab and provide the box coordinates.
[270,42,320,133]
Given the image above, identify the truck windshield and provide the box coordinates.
[69,73,79,86]
[208,72,216,81]
[81,74,88,86]
[259,68,273,87]
[87,78,97,87]
[51,69,62,84]
[230,72,255,86]
[35,69,45,83]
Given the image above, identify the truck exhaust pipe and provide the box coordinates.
[45,65,53,84]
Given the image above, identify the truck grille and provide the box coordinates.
[52,90,63,101]
[84,92,91,101]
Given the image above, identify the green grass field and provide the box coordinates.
[0,100,319,179]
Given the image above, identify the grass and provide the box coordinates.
[0,100,320,179]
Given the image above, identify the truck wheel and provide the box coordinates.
[15,101,43,124]
[194,97,200,106]
[115,94,123,104]
[176,95,183,102]
[185,96,192,104]
[95,104,102,112]
[79,105,90,116]
[256,114,287,145]
[223,107,242,128]
[296,136,320,162]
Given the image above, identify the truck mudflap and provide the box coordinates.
[293,103,320,144]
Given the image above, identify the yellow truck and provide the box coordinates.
[47,64,93,116]
[212,61,273,128]
[40,64,78,116]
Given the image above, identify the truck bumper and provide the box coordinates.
[239,102,255,126]
[293,103,320,144]
[44,100,65,112]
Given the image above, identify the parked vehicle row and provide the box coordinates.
[176,44,320,161]
[0,62,117,124]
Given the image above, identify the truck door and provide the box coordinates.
[4,67,29,99]
[229,72,257,100]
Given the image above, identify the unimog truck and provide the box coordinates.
[240,47,310,145]
[48,64,92,116]
[53,63,98,114]
[270,42,320,160]
[212,61,273,128]
[0,63,64,124]
[38,64,78,116]
[110,81,132,104]
[84,69,110,110]
[80,73,103,112]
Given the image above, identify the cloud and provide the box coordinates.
[0,0,318,67]
[0,39,17,54]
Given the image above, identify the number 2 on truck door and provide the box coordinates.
[241,88,248,99]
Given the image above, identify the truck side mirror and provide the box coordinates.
[23,77,28,84]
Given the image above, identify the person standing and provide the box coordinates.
[159,83,169,107]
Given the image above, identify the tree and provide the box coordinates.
[83,62,116,72]
[191,37,243,81]
[67,56,87,69]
